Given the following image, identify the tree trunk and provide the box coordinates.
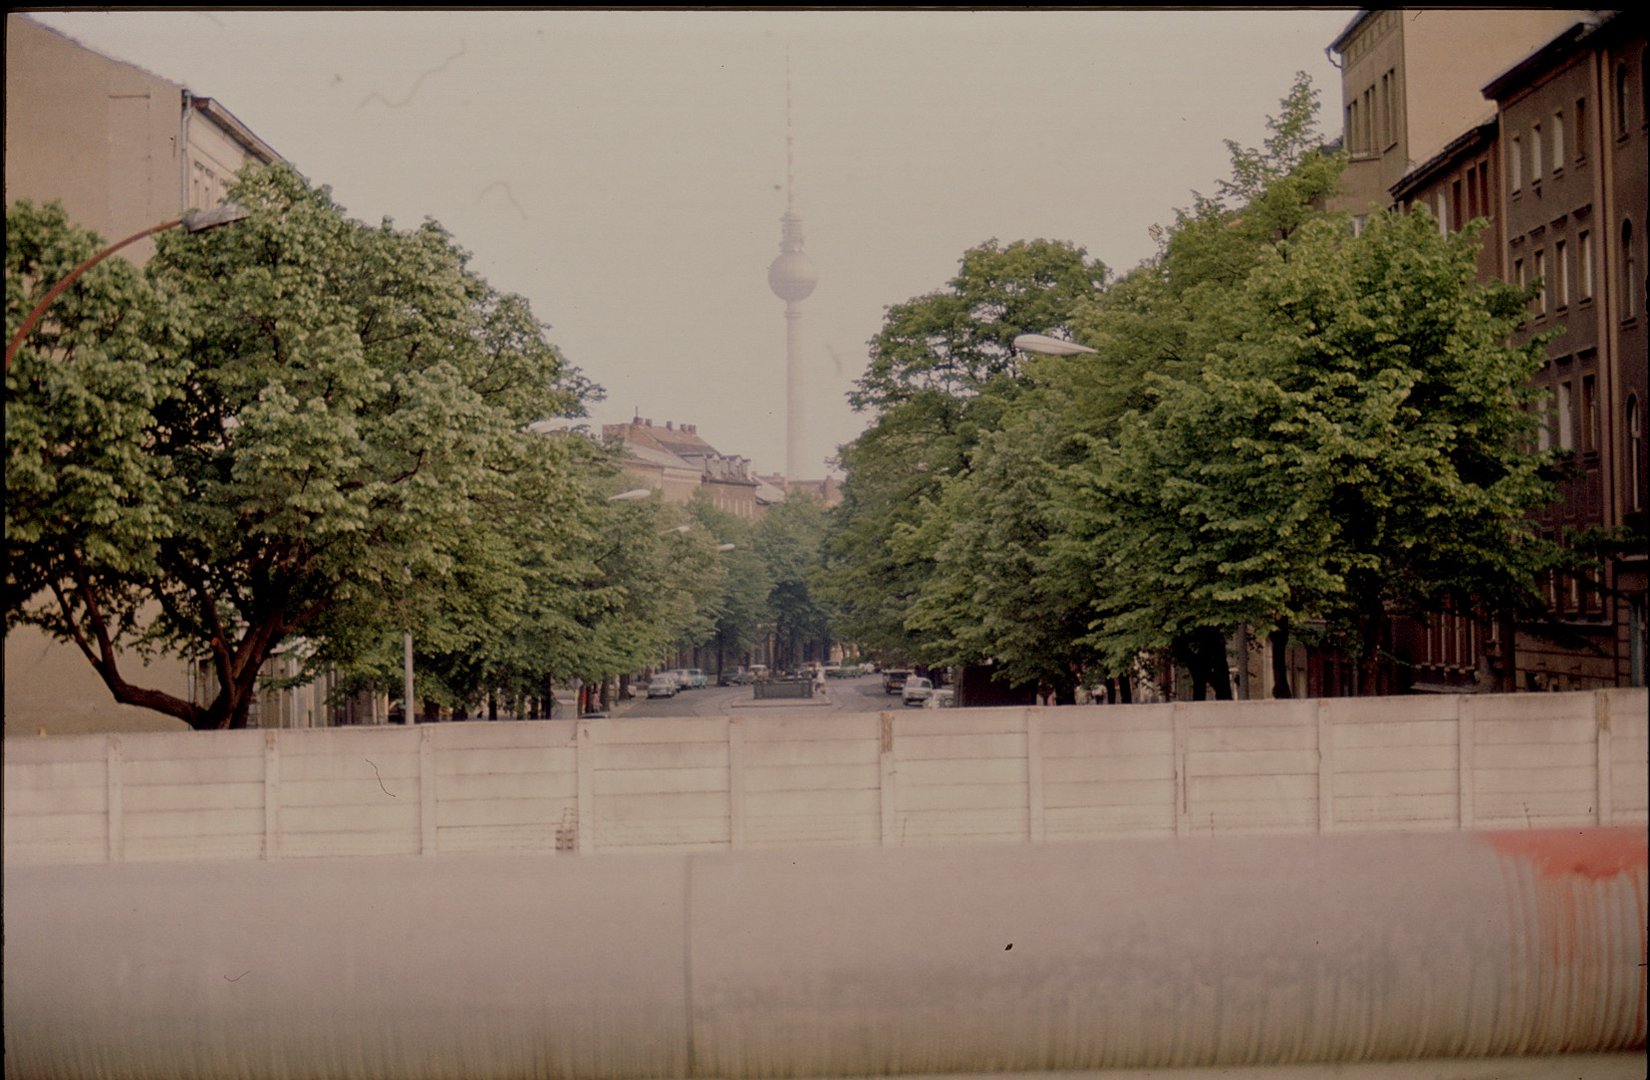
[1269,620,1294,699]
[1206,628,1235,701]
[227,689,255,730]
[1177,629,1233,702]
[1496,611,1519,692]
[1357,609,1385,697]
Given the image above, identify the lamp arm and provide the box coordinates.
[5,217,184,372]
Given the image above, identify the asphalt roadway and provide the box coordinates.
[619,672,905,718]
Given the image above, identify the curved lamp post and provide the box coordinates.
[5,203,250,372]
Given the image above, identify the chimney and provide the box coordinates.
[666,421,674,431]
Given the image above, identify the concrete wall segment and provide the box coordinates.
[5,691,1646,868]
[3,828,1643,1077]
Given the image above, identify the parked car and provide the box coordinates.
[646,675,678,698]
[902,676,933,706]
[923,688,955,709]
[882,669,911,695]
[686,668,708,689]
[718,667,746,686]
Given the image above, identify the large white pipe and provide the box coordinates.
[4,828,1644,1078]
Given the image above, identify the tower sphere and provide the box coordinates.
[768,251,818,302]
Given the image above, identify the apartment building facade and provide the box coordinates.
[1485,13,1648,688]
[1352,11,1647,693]
[603,417,764,520]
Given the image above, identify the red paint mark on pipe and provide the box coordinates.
[1486,827,1648,881]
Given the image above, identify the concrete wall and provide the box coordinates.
[4,829,1645,1078]
[6,690,1644,867]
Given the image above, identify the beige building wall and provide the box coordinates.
[6,16,190,259]
[1332,8,1579,217]
[5,15,283,735]
[1401,10,1580,168]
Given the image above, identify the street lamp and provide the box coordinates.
[1013,333,1097,357]
[5,203,251,371]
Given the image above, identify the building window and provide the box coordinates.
[1557,380,1574,450]
[1579,229,1593,300]
[1537,387,1553,452]
[1534,247,1547,314]
[1617,63,1630,138]
[1510,135,1523,192]
[1379,68,1398,149]
[1532,124,1543,183]
[1552,111,1565,171]
[1451,178,1463,232]
[1625,219,1639,319]
[1630,395,1644,512]
[1575,97,1588,162]
[1435,191,1449,235]
[1582,373,1598,453]
[1363,86,1374,154]
[1555,239,1569,308]
[1377,72,1390,148]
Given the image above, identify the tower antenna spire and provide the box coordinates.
[767,44,818,483]
[785,47,795,213]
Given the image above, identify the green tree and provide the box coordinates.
[755,494,835,669]
[1060,203,1560,696]
[825,239,1107,665]
[688,497,771,679]
[6,168,596,728]
[852,238,1107,412]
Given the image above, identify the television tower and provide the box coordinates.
[766,55,817,482]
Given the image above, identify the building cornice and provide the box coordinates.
[189,96,282,165]
[1481,15,1616,103]
[1390,116,1498,202]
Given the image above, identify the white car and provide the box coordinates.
[646,676,678,698]
[902,676,933,706]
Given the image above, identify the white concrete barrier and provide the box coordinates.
[4,827,1644,1078]
[6,690,1646,866]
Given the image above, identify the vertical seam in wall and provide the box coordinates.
[683,853,697,1078]
[106,735,123,863]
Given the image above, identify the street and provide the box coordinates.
[620,673,902,718]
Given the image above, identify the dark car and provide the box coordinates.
[882,669,911,695]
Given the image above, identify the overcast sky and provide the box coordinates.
[25,8,1355,478]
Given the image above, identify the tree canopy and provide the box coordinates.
[826,73,1567,700]
[7,169,602,727]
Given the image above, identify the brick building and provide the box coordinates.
[1337,10,1647,694]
